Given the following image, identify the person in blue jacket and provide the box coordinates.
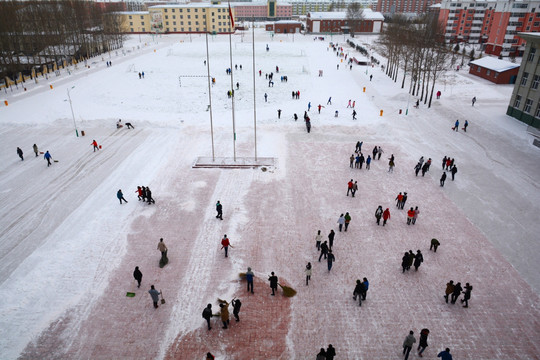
[117,189,128,204]
[453,119,459,131]
[246,267,254,293]
[44,150,52,167]
[437,348,453,360]
[361,277,369,300]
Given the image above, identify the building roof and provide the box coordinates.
[275,20,302,24]
[470,57,519,72]
[309,8,383,20]
[148,4,228,9]
[517,32,540,42]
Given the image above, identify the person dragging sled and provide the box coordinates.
[91,139,99,152]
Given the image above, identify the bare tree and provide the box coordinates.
[346,3,364,36]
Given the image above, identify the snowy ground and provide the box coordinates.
[0,30,539,360]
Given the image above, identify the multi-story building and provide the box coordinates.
[376,0,441,14]
[438,0,540,57]
[232,0,292,22]
[507,32,540,128]
[118,3,235,34]
[289,0,377,16]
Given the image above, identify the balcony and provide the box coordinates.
[509,17,520,22]
[472,20,483,24]
[504,34,516,40]
[507,25,517,31]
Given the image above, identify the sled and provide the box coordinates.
[39,151,44,154]
[126,292,136,297]
[99,145,102,149]
[160,290,166,304]
[53,160,59,163]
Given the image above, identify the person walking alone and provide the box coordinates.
[402,330,416,360]
[91,139,99,152]
[216,200,223,220]
[221,235,231,258]
[305,262,312,285]
[117,189,128,204]
[17,147,24,161]
[133,266,143,288]
[44,150,52,167]
[430,238,440,252]
[157,238,168,267]
[33,144,39,157]
[440,172,447,187]
[328,229,335,250]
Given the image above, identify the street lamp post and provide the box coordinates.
[67,86,79,137]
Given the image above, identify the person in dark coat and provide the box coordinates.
[437,348,453,360]
[401,192,408,210]
[268,272,278,295]
[407,250,414,271]
[353,279,364,306]
[361,277,369,300]
[328,229,335,250]
[305,262,312,285]
[327,250,335,271]
[133,266,143,288]
[414,162,422,176]
[117,189,128,204]
[216,200,223,220]
[418,328,430,357]
[421,162,429,176]
[202,304,213,330]
[148,285,161,309]
[146,187,155,204]
[319,241,329,261]
[326,344,336,360]
[430,238,440,252]
[442,156,447,170]
[451,282,463,304]
[451,165,457,181]
[375,205,383,225]
[316,348,326,360]
[414,250,424,271]
[440,172,447,187]
[17,147,24,161]
[402,252,410,273]
[246,267,254,293]
[461,283,473,308]
[403,331,416,360]
[232,299,242,321]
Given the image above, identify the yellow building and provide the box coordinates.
[118,4,235,34]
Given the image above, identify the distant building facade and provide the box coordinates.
[306,9,384,33]
[507,32,540,128]
[376,0,441,14]
[468,57,520,84]
[438,0,540,57]
[290,0,377,16]
[232,1,292,21]
[266,20,302,32]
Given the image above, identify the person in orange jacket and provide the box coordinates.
[407,207,415,225]
[91,139,99,152]
[395,192,403,208]
[382,208,391,226]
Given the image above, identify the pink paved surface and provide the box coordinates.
[20,125,540,359]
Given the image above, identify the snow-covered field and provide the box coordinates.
[1,30,539,359]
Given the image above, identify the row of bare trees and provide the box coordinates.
[0,0,125,79]
[378,15,456,108]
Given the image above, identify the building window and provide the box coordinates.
[528,47,536,62]
[535,103,540,118]
[173,15,176,19]
[532,75,540,90]
[524,99,533,113]
[140,16,144,20]
[164,8,167,12]
[521,72,529,86]
[141,22,145,25]
[174,27,177,31]
[130,22,133,25]
[486,69,491,76]
[166,21,169,25]
[129,15,132,19]
[514,95,522,108]
[477,66,481,72]
[188,15,191,19]
[165,15,168,19]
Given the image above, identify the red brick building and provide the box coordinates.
[265,20,302,33]
[307,9,384,33]
[469,57,520,84]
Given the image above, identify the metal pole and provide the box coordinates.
[252,19,257,161]
[67,87,79,137]
[228,0,236,161]
[205,32,215,161]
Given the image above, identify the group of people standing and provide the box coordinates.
[444,280,473,307]
[401,250,424,272]
[135,186,155,204]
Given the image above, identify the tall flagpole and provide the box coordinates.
[227,0,237,161]
[252,19,257,161]
[205,31,215,161]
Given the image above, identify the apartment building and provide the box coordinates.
[118,3,234,34]
[438,0,540,57]
[289,0,377,16]
[232,1,292,21]
[376,0,441,14]
[507,32,540,128]
[306,8,384,33]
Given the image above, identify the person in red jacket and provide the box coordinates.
[135,186,144,201]
[221,235,232,258]
[395,192,403,208]
[383,208,391,226]
[407,207,415,225]
[347,179,354,196]
[91,139,99,152]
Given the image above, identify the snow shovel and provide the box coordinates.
[160,290,166,304]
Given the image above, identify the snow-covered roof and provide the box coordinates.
[470,57,519,72]
[309,8,383,21]
[116,11,149,15]
[148,3,228,9]
[275,20,302,24]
